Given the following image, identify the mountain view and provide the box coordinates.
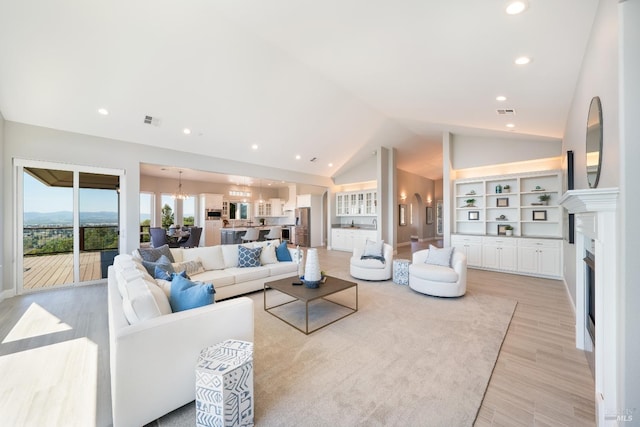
[24,211,120,226]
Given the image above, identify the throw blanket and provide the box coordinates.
[360,255,386,264]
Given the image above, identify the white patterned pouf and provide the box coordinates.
[196,339,254,427]
[392,259,411,285]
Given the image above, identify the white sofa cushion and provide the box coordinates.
[191,270,236,288]
[410,263,459,283]
[170,247,184,263]
[182,246,225,270]
[226,266,270,283]
[221,244,241,268]
[122,277,172,324]
[268,262,298,276]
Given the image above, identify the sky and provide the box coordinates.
[24,172,118,213]
[23,172,197,217]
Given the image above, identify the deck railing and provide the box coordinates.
[23,225,119,256]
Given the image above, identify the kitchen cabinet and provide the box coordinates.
[450,235,482,267]
[203,221,221,246]
[254,198,285,217]
[336,190,378,216]
[200,193,223,210]
[331,228,376,252]
[482,237,517,272]
[297,194,311,208]
[517,239,561,277]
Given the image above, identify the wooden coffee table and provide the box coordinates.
[264,275,358,335]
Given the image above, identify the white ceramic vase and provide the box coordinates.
[304,248,321,282]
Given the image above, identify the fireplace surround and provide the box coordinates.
[560,188,619,426]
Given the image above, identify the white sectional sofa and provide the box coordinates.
[162,240,301,301]
[108,240,300,427]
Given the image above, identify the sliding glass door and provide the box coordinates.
[16,160,123,293]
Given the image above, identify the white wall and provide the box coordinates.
[333,155,377,185]
[2,121,333,294]
[0,111,5,298]
[452,134,562,170]
[619,0,640,415]
[561,0,619,311]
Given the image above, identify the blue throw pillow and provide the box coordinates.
[169,274,215,312]
[142,254,174,276]
[154,267,188,281]
[275,241,292,262]
[238,246,262,268]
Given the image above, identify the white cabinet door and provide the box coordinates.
[517,246,539,274]
[270,198,282,216]
[500,246,518,271]
[336,194,346,216]
[297,194,311,208]
[451,235,482,267]
[331,229,348,251]
[482,245,500,270]
[538,246,561,277]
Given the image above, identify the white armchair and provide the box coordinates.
[409,248,467,297]
[350,243,393,281]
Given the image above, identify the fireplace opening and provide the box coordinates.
[584,249,596,345]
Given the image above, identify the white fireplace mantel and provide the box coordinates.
[559,188,619,426]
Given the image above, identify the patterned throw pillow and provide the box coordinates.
[238,246,262,268]
[425,245,454,267]
[138,244,175,263]
[172,259,205,276]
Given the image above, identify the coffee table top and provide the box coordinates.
[265,275,357,303]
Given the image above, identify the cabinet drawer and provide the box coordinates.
[482,236,517,247]
[517,238,561,249]
[451,235,482,244]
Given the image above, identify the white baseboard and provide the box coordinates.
[0,289,15,302]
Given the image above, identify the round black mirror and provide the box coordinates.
[586,96,603,188]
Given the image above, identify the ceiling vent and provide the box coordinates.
[143,115,161,126]
[310,157,317,162]
[496,108,516,115]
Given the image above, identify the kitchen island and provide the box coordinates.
[221,227,273,244]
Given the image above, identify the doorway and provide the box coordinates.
[16,160,123,293]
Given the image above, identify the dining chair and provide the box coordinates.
[241,228,260,243]
[179,227,203,248]
[149,227,170,248]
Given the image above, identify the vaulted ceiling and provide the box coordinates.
[0,1,598,180]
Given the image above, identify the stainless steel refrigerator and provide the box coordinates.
[295,207,310,247]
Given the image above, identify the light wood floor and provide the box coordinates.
[0,243,595,426]
[22,252,103,289]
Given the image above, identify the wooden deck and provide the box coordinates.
[22,252,103,289]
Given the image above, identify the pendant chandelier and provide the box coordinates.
[172,170,189,200]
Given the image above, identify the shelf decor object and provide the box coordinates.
[496,198,509,207]
[497,224,509,235]
[532,210,547,221]
[468,211,480,220]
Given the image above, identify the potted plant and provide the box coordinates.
[538,194,551,205]
[503,185,511,193]
[465,198,476,207]
[505,225,514,236]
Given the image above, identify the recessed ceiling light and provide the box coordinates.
[183,128,191,135]
[295,155,301,160]
[506,1,527,15]
[98,108,109,115]
[506,123,516,128]
[251,144,258,150]
[496,95,507,102]
[328,163,333,167]
[515,56,531,65]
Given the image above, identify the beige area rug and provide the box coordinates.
[155,279,516,427]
